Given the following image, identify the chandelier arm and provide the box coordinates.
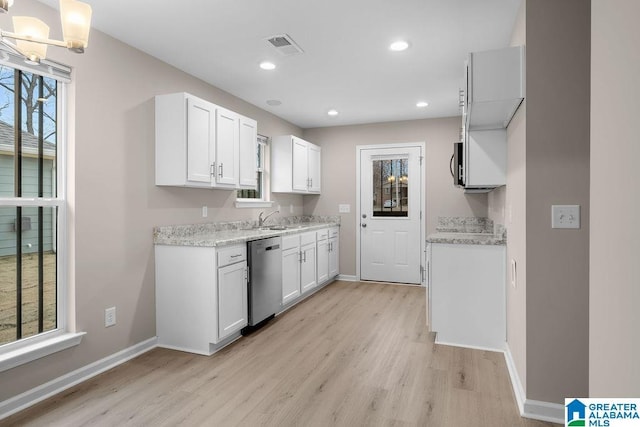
[0,29,67,49]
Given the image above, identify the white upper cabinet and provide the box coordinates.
[186,97,216,184]
[238,117,258,189]
[272,135,322,194]
[465,46,524,131]
[155,92,257,190]
[215,107,239,188]
[292,137,309,192]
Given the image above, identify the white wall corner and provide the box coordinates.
[0,337,157,421]
[503,344,564,424]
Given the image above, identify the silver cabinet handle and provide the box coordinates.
[219,163,223,178]
[210,162,216,176]
[230,254,243,258]
[303,251,307,263]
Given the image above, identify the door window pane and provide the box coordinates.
[372,157,409,217]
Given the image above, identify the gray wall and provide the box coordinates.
[488,0,591,403]
[590,0,640,396]
[303,118,488,276]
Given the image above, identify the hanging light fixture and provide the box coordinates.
[0,0,92,64]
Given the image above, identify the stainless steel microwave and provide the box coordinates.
[451,142,464,187]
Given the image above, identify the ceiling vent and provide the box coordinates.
[266,34,304,56]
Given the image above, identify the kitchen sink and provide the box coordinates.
[257,225,287,231]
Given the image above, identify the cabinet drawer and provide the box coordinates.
[217,245,246,267]
[316,229,328,241]
[300,231,316,246]
[329,227,339,238]
[282,235,300,251]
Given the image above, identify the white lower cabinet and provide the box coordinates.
[155,244,247,355]
[282,232,317,305]
[217,259,248,340]
[328,227,339,279]
[317,227,339,285]
[300,238,317,294]
[317,229,329,284]
[282,238,301,305]
[429,243,505,351]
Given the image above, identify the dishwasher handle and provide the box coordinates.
[265,244,280,251]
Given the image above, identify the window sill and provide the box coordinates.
[235,200,275,209]
[0,332,85,373]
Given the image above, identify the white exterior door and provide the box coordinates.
[359,146,423,284]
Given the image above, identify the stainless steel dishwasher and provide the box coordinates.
[243,236,282,335]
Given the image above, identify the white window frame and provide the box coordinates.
[235,135,274,208]
[0,61,84,373]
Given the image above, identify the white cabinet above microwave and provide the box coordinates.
[464,46,524,131]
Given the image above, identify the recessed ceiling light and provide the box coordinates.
[416,101,429,108]
[389,40,409,52]
[327,109,339,116]
[266,99,282,106]
[259,61,276,70]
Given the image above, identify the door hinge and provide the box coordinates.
[420,211,422,220]
[419,156,423,165]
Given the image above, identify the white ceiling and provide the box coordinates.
[40,0,521,129]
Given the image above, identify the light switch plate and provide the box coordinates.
[551,205,580,229]
[339,204,351,213]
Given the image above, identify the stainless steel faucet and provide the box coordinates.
[258,210,279,227]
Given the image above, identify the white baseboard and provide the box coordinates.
[337,274,357,281]
[0,337,157,420]
[503,344,564,424]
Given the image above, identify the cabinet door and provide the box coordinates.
[282,246,301,305]
[328,235,339,279]
[239,117,258,189]
[307,143,321,193]
[217,261,248,341]
[300,242,317,294]
[187,97,215,184]
[292,137,309,192]
[215,108,239,187]
[465,129,507,187]
[317,237,329,284]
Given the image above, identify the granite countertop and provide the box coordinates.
[426,216,506,246]
[154,216,340,248]
[426,232,506,246]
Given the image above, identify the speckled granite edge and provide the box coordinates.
[154,215,340,247]
[429,216,506,245]
[436,216,494,234]
[427,232,506,246]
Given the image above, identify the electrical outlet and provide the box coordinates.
[510,259,517,289]
[551,205,580,229]
[289,204,294,213]
[105,307,116,327]
[339,204,351,213]
[202,206,208,218]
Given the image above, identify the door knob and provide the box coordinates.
[362,214,367,219]
[361,223,367,228]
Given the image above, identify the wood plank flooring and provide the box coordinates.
[2,281,559,426]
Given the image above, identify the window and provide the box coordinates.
[371,157,409,217]
[0,57,82,370]
[235,135,273,208]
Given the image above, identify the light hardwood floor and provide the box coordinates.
[3,281,559,426]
